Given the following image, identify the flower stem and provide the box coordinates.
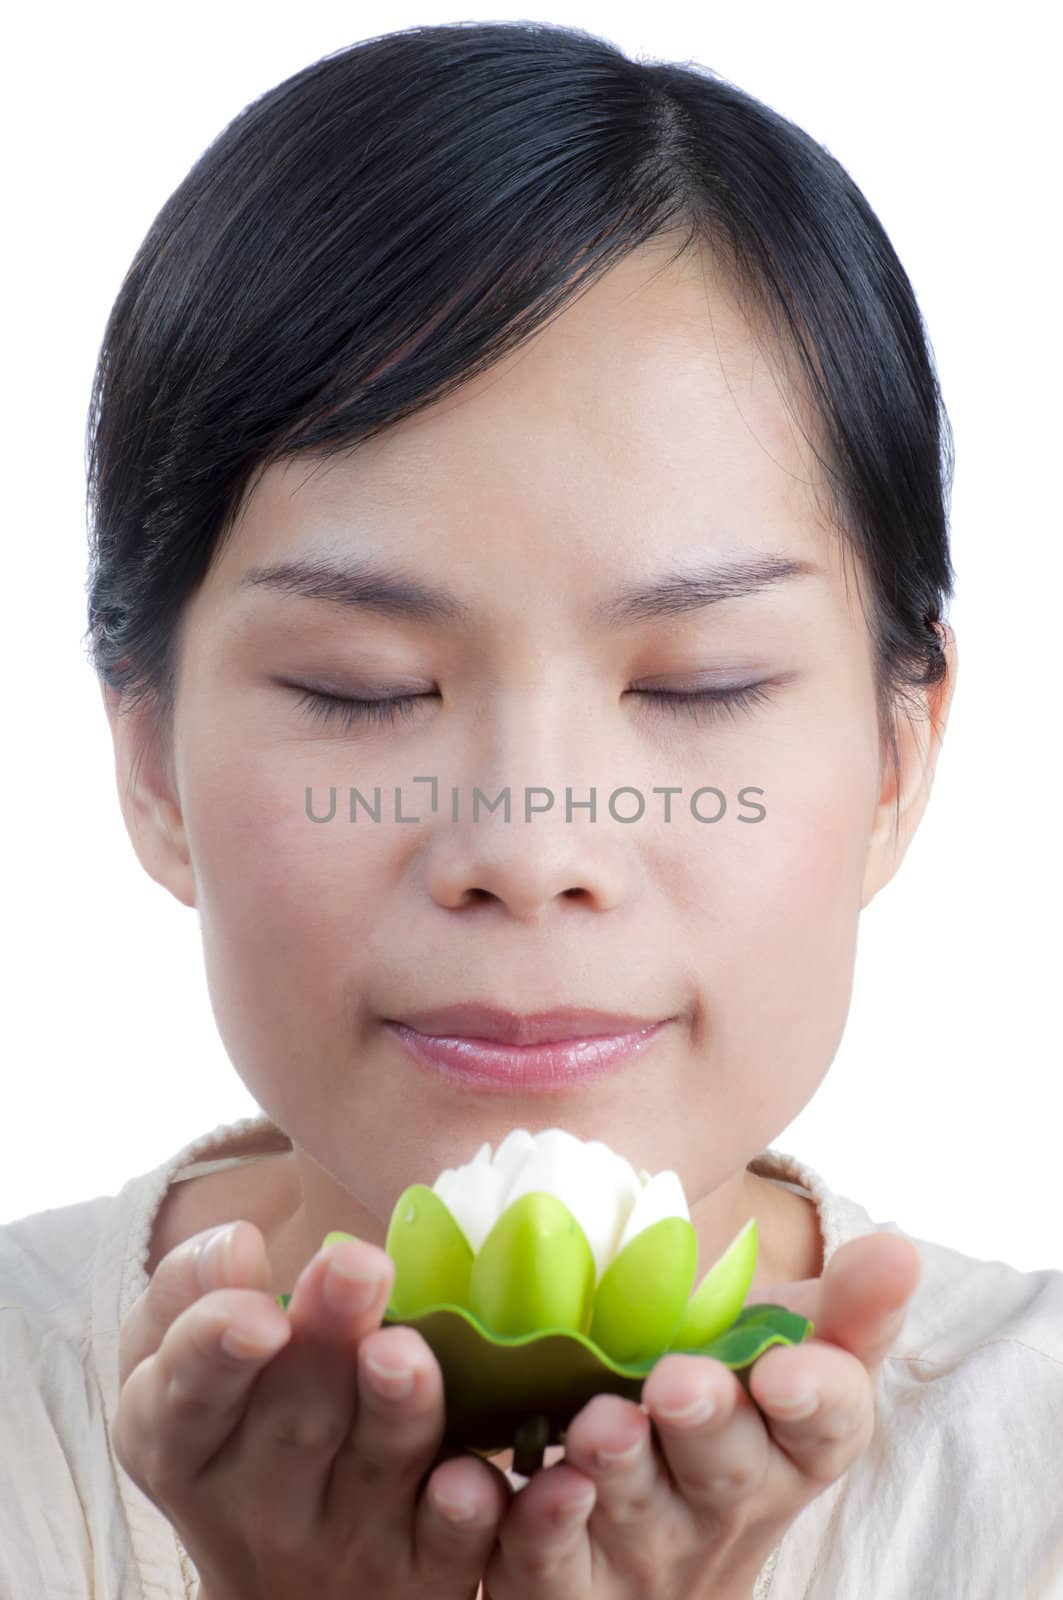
[512,1413,550,1477]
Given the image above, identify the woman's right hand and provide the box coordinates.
[114,1220,512,1599]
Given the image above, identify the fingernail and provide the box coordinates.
[220,1318,287,1361]
[364,1352,415,1399]
[432,1490,482,1524]
[197,1223,237,1290]
[759,1387,820,1419]
[559,1490,596,1519]
[654,1390,718,1427]
[594,1435,644,1467]
[323,1246,379,1314]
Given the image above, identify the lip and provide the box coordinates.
[385,1003,668,1046]
[381,1011,673,1094]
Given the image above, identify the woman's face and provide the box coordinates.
[106,242,954,1278]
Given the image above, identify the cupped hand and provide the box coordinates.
[113,1221,515,1599]
[476,1231,921,1600]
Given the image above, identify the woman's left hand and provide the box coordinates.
[478,1230,921,1600]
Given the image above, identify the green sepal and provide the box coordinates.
[589,1216,698,1363]
[382,1185,474,1319]
[668,1217,759,1351]
[469,1191,596,1337]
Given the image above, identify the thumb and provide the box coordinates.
[751,1232,923,1372]
[815,1232,923,1373]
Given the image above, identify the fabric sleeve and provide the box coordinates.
[0,1305,95,1598]
[805,1337,1063,1597]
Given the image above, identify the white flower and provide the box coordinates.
[432,1127,689,1284]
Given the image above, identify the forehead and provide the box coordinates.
[216,241,840,606]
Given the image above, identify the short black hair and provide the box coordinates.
[85,19,955,813]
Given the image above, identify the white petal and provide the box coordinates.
[527,1128,586,1163]
[613,1169,689,1257]
[584,1141,642,1266]
[587,1140,640,1196]
[499,1130,582,1204]
[562,1141,631,1281]
[489,1128,539,1195]
[494,1128,580,1206]
[471,1141,492,1166]
[432,1162,506,1253]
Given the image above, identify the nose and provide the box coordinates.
[424,793,631,921]
[420,678,646,921]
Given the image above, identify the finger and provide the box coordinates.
[556,1391,686,1587]
[119,1220,274,1389]
[641,1353,774,1521]
[414,1452,512,1583]
[484,1462,597,1599]
[323,1313,454,1535]
[755,1233,922,1382]
[560,1391,674,1535]
[114,1276,293,1501]
[224,1238,401,1543]
[813,1234,922,1381]
[749,1336,875,1490]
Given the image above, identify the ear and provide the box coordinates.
[861,622,957,909]
[99,677,197,909]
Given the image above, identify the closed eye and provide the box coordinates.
[290,687,435,732]
[288,680,779,733]
[630,682,778,723]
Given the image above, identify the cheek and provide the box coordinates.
[183,744,400,1063]
[674,717,879,1118]
[676,696,878,928]
[745,762,873,922]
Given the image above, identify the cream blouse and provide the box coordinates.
[1,1113,1061,1598]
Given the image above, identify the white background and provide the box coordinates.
[3,1,1059,1269]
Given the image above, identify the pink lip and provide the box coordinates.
[385,1003,666,1046]
[382,1016,672,1094]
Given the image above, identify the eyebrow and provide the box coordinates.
[238,551,821,629]
[594,553,822,626]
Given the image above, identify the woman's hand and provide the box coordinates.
[113,1222,514,1599]
[477,1230,922,1600]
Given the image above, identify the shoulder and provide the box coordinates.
[892,1239,1063,1441]
[792,1254,1063,1598]
[894,1227,1063,1367]
[0,1197,110,1424]
[0,1191,197,1597]
[885,1229,1063,1448]
[0,1192,114,1332]
[861,1239,1063,1592]
[0,1206,107,1596]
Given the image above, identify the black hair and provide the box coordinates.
[85,18,955,817]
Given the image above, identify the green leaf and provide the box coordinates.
[668,1217,759,1351]
[374,1298,814,1455]
[382,1185,474,1319]
[589,1216,698,1363]
[469,1191,595,1337]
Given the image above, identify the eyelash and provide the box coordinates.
[291,682,778,732]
